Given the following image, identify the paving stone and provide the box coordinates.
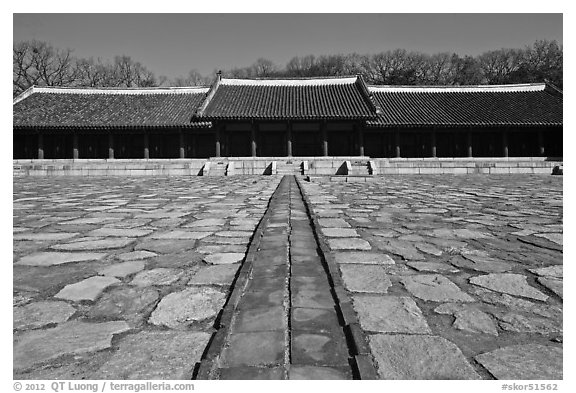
[87,228,153,237]
[327,238,371,251]
[469,273,548,301]
[13,232,79,241]
[495,312,561,335]
[288,366,350,380]
[369,334,481,379]
[97,261,146,278]
[95,331,211,379]
[130,268,184,287]
[434,303,498,336]
[134,239,196,254]
[475,344,562,380]
[221,331,285,367]
[455,250,512,273]
[352,295,431,333]
[88,287,159,324]
[117,250,157,261]
[13,320,130,371]
[401,275,474,302]
[215,230,253,238]
[234,306,286,332]
[55,276,120,302]
[317,218,350,228]
[196,244,247,254]
[149,287,226,328]
[291,308,340,333]
[470,287,561,320]
[533,232,562,246]
[407,262,460,273]
[218,366,284,380]
[333,251,395,265]
[187,218,227,227]
[150,230,212,240]
[339,265,392,293]
[151,250,204,268]
[204,252,245,265]
[13,301,76,330]
[16,251,107,266]
[415,242,443,256]
[239,289,285,309]
[52,238,135,251]
[375,239,424,261]
[529,265,562,278]
[188,264,239,286]
[291,331,349,366]
[321,228,359,238]
[537,277,563,298]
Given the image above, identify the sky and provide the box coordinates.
[13,13,563,82]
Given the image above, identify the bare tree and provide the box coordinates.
[13,40,78,96]
[170,69,211,86]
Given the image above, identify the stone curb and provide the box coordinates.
[294,176,380,380]
[194,178,287,380]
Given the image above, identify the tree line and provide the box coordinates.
[13,39,562,97]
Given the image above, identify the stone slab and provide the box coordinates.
[475,344,562,380]
[369,334,481,379]
[333,251,395,265]
[401,274,474,302]
[204,253,245,265]
[14,321,130,371]
[13,301,76,330]
[469,273,548,301]
[148,287,226,328]
[221,331,285,367]
[16,252,107,266]
[55,276,120,302]
[52,238,135,251]
[188,265,239,286]
[98,261,146,278]
[96,331,211,379]
[288,366,350,380]
[352,295,431,334]
[327,238,371,251]
[339,265,392,293]
[88,287,159,325]
[130,268,184,287]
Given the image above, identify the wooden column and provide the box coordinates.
[395,128,401,158]
[503,130,509,158]
[251,125,257,157]
[287,122,293,157]
[108,133,114,159]
[72,133,79,159]
[179,130,185,158]
[431,129,437,158]
[321,123,328,157]
[143,132,149,159]
[538,130,545,156]
[215,126,221,158]
[467,129,473,158]
[358,124,364,156]
[37,133,44,160]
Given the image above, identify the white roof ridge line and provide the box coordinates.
[367,83,546,93]
[220,77,358,86]
[29,86,210,95]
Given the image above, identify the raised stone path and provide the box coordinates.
[13,175,562,380]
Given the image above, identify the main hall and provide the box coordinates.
[13,75,563,160]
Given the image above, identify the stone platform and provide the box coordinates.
[13,174,563,380]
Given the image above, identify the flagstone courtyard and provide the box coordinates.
[13,174,563,380]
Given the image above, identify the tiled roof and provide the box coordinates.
[367,83,562,127]
[13,86,210,129]
[194,76,378,120]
